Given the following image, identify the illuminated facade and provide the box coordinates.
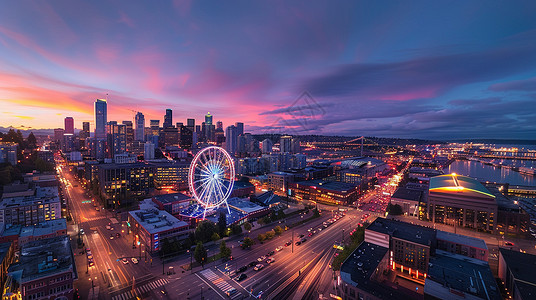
[428,174,497,234]
[0,187,61,226]
[96,163,153,208]
[290,180,358,205]
[149,161,190,190]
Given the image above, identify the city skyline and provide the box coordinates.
[1,1,536,139]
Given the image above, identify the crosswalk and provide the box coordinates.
[200,269,241,299]
[111,278,169,300]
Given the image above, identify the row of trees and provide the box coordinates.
[257,225,284,242]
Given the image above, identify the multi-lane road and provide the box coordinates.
[56,153,378,299]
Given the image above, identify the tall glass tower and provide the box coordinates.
[95,99,107,139]
[164,109,173,128]
[205,112,213,125]
[135,112,145,141]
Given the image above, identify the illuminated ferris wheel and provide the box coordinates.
[188,146,235,218]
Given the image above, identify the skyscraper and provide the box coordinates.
[64,117,74,134]
[262,139,273,154]
[225,125,237,156]
[187,118,195,129]
[106,121,126,158]
[280,135,292,153]
[122,121,134,147]
[235,122,244,136]
[135,112,145,141]
[216,121,223,130]
[150,120,160,136]
[205,112,213,125]
[164,109,173,128]
[95,99,107,140]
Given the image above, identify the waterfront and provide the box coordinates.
[445,160,536,186]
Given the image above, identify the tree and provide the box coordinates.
[242,237,254,249]
[219,240,232,259]
[195,221,217,243]
[243,221,252,231]
[257,233,266,242]
[211,232,221,242]
[230,223,242,235]
[217,212,227,236]
[194,242,208,267]
[265,230,275,240]
[27,132,37,149]
[273,225,283,235]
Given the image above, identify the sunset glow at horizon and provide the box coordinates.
[1,1,536,139]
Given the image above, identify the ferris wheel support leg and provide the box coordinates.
[225,200,231,215]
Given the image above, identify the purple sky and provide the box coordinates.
[1,1,536,139]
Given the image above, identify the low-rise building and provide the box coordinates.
[0,186,61,226]
[128,208,190,253]
[424,251,501,300]
[230,181,255,198]
[290,179,359,205]
[0,242,15,295]
[96,162,153,208]
[436,230,488,261]
[149,160,190,190]
[498,247,536,300]
[151,193,192,215]
[390,186,424,217]
[3,235,77,300]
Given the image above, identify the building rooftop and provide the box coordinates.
[148,160,190,167]
[256,191,282,206]
[19,218,67,238]
[129,208,188,234]
[340,242,404,299]
[226,197,266,214]
[8,235,77,284]
[0,186,59,209]
[429,174,495,198]
[1,224,22,237]
[331,157,386,169]
[97,162,149,170]
[367,217,436,246]
[436,230,488,250]
[499,247,536,299]
[0,242,12,264]
[426,250,501,300]
[391,187,423,203]
[232,181,254,190]
[295,179,357,192]
[152,193,191,204]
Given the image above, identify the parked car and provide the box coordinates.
[266,250,275,256]
[275,246,283,252]
[254,264,264,271]
[295,241,302,246]
[237,266,247,273]
[121,258,129,264]
[284,241,292,247]
[266,258,275,264]
[257,256,266,262]
[248,261,257,267]
[131,258,139,264]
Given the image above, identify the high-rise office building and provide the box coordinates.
[95,99,107,139]
[178,125,193,149]
[164,109,173,128]
[144,142,155,160]
[150,120,160,136]
[79,122,90,149]
[205,112,213,125]
[216,121,223,130]
[280,135,292,153]
[64,117,74,134]
[135,112,145,141]
[235,122,244,136]
[122,121,134,148]
[187,118,195,131]
[106,122,126,158]
[225,125,237,156]
[262,139,273,154]
[54,128,64,143]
